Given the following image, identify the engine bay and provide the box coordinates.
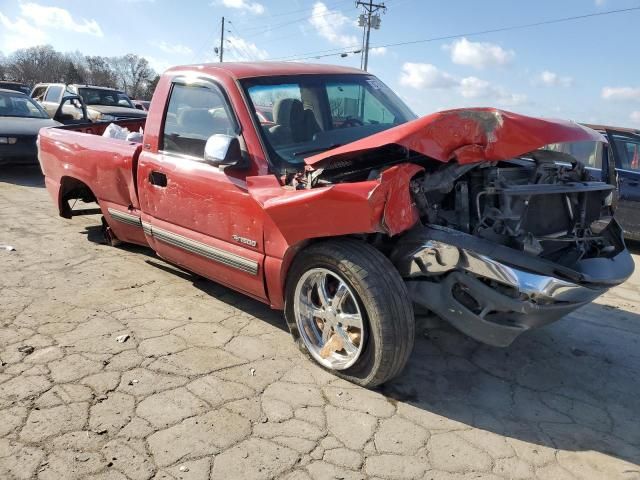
[409,150,616,268]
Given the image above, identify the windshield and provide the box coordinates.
[242,74,416,169]
[0,91,49,119]
[542,140,604,169]
[78,87,134,108]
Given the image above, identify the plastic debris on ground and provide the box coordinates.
[1,245,16,251]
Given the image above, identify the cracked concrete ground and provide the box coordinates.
[1,165,639,480]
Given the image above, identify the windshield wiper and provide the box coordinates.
[292,143,342,157]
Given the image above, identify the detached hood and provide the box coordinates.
[305,108,605,169]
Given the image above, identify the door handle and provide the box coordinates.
[149,171,167,187]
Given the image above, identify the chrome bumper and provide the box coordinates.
[395,225,633,346]
[405,240,603,305]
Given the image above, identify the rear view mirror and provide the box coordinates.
[204,134,245,168]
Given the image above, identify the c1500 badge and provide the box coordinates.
[232,234,257,247]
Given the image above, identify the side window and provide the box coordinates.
[44,86,63,102]
[615,138,640,171]
[31,86,47,101]
[162,83,236,158]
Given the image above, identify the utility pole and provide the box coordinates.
[356,0,386,71]
[219,16,225,62]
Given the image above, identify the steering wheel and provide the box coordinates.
[341,116,364,128]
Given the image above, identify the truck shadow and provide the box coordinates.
[380,303,640,467]
[0,165,45,187]
[142,247,640,466]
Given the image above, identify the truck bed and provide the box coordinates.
[39,118,147,222]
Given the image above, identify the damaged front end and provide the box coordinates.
[391,150,633,346]
[301,108,635,346]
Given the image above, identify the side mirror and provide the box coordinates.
[204,134,245,168]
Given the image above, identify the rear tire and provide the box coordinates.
[285,239,415,387]
[101,216,122,247]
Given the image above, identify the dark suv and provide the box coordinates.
[0,82,31,96]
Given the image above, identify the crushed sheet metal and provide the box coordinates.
[377,163,424,235]
[304,108,606,168]
[247,163,424,245]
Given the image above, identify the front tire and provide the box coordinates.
[285,239,415,387]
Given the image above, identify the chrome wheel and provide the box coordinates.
[293,268,365,370]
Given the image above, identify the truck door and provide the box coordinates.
[608,130,640,238]
[41,85,64,117]
[136,78,267,301]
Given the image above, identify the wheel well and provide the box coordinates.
[281,234,392,297]
[58,176,97,218]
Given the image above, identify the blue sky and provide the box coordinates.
[1,0,639,126]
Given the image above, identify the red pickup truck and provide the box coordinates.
[38,62,634,387]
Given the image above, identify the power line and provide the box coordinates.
[226,20,257,61]
[230,0,353,27]
[270,5,640,62]
[234,2,357,38]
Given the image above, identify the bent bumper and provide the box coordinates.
[397,222,634,347]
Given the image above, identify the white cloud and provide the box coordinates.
[534,70,573,87]
[370,47,387,56]
[151,41,193,56]
[398,62,525,107]
[595,0,606,6]
[631,111,640,125]
[0,12,47,51]
[602,86,640,101]
[20,3,103,36]
[144,55,172,73]
[459,76,492,98]
[219,0,265,15]
[225,35,268,61]
[0,3,103,52]
[445,37,514,69]
[460,76,526,106]
[399,63,457,89]
[309,2,359,47]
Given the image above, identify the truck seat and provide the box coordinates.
[269,98,304,145]
[177,108,231,138]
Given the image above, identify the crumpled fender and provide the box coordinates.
[247,163,424,247]
[249,108,605,250]
[304,108,606,168]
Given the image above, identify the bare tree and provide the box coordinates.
[85,56,118,88]
[0,52,6,80]
[6,45,68,85]
[110,54,155,99]
[142,74,160,101]
[1,45,158,98]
